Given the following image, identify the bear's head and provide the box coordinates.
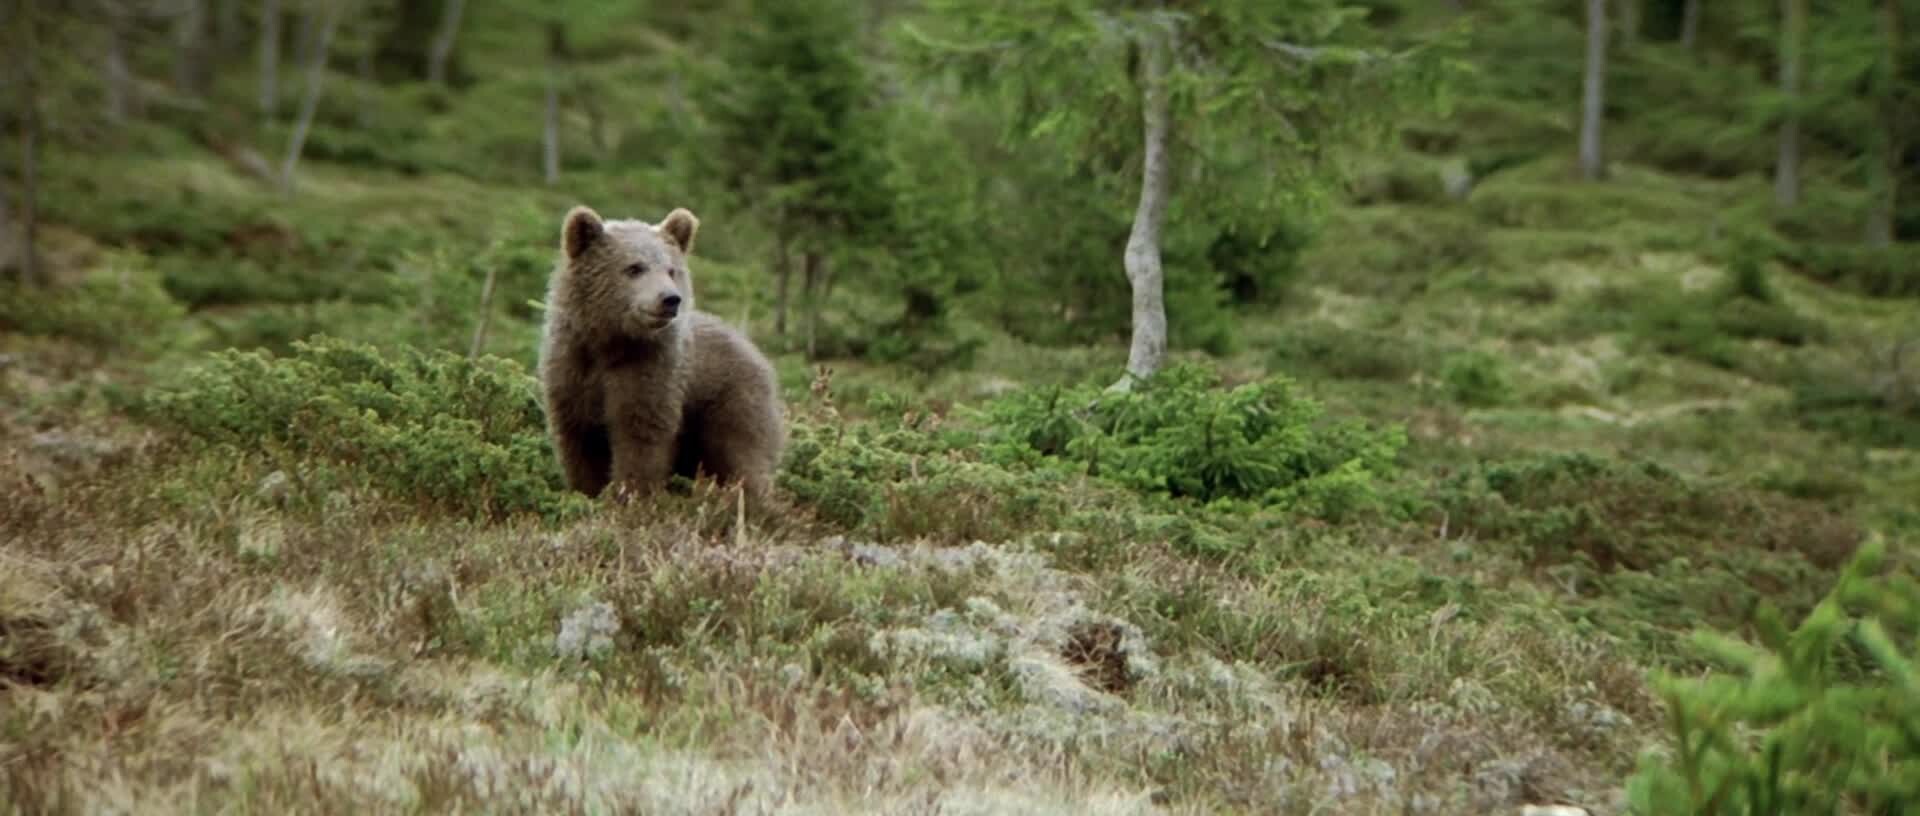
[559,204,700,339]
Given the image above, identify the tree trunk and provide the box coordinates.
[469,263,499,359]
[543,75,561,185]
[259,0,281,118]
[802,248,823,360]
[1867,0,1901,246]
[1775,0,1806,210]
[105,5,132,124]
[542,22,565,186]
[426,0,465,85]
[174,0,211,97]
[16,0,43,284]
[217,0,241,50]
[355,30,375,129]
[1618,0,1639,45]
[279,0,343,196]
[1680,0,1702,51]
[1579,0,1610,182]
[293,6,320,74]
[1111,31,1173,392]
[773,228,792,336]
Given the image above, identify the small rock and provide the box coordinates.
[256,470,293,503]
[1442,160,1476,200]
[30,429,121,470]
[976,376,1021,398]
[849,543,903,569]
[554,600,620,661]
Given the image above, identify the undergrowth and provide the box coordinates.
[138,335,583,521]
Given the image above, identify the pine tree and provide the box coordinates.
[701,0,891,356]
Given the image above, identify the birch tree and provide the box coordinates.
[907,1,1452,390]
[1775,0,1807,210]
[426,0,464,85]
[10,0,44,284]
[279,0,345,195]
[173,0,212,98]
[105,0,134,123]
[1865,0,1903,246]
[542,20,564,186]
[260,0,282,117]
[1580,0,1609,181]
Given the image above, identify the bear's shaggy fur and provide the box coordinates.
[537,204,786,504]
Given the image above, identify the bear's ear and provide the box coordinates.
[657,208,699,254]
[562,206,604,260]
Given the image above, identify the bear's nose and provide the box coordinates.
[660,294,683,314]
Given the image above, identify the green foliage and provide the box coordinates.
[1786,243,1920,299]
[1789,343,1920,449]
[1625,536,1920,815]
[778,410,1076,543]
[977,362,1407,519]
[1610,273,1831,375]
[1439,349,1514,407]
[1436,451,1862,662]
[1438,452,1859,575]
[699,0,889,240]
[139,336,584,521]
[0,253,187,353]
[1267,323,1433,383]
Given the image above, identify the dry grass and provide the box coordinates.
[0,406,1676,816]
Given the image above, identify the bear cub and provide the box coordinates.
[538,204,786,505]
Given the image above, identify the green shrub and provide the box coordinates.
[1436,452,1862,662]
[976,362,1408,519]
[1786,242,1920,299]
[139,336,584,520]
[1789,351,1920,449]
[777,410,1076,542]
[1439,349,1514,407]
[1306,208,1491,288]
[1620,283,1828,375]
[1267,324,1432,383]
[1624,536,1920,814]
[1437,452,1860,575]
[0,252,188,353]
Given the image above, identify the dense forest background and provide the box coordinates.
[3,1,1919,813]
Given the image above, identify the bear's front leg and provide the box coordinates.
[550,420,612,497]
[606,397,682,503]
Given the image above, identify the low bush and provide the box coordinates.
[1266,324,1433,383]
[779,410,1076,543]
[1437,452,1860,575]
[976,362,1409,520]
[1598,272,1829,375]
[139,336,583,520]
[1439,349,1514,407]
[1789,343,1920,449]
[1785,242,1920,299]
[0,253,188,354]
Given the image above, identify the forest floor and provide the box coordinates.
[4,121,1919,815]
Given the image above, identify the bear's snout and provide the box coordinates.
[660,293,683,316]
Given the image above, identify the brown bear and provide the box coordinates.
[537,204,786,505]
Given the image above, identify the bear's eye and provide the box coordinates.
[624,263,645,278]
